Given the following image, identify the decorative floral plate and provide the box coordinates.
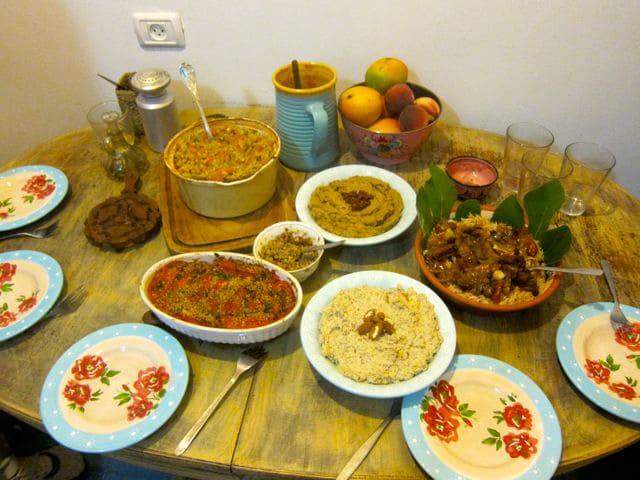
[402,355,562,480]
[40,323,189,453]
[0,165,68,231]
[0,250,63,341]
[300,270,456,398]
[294,164,417,246]
[556,302,640,423]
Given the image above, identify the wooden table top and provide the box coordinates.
[0,106,638,479]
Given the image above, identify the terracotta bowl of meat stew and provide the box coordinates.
[140,252,303,343]
[413,209,562,313]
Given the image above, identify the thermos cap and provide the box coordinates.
[130,68,172,95]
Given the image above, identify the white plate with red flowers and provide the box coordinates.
[0,165,68,231]
[402,355,562,480]
[0,250,63,341]
[556,302,640,423]
[40,323,189,453]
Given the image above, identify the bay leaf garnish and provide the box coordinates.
[523,179,565,240]
[416,165,458,239]
[455,199,482,220]
[490,194,525,229]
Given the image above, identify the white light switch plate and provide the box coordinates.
[133,12,185,48]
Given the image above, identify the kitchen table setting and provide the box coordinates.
[0,57,638,480]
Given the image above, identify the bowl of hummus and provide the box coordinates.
[295,164,417,246]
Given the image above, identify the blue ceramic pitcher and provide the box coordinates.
[272,62,340,171]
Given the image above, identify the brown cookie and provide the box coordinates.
[84,174,161,249]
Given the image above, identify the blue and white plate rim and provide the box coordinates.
[0,165,68,232]
[39,322,190,453]
[0,250,63,342]
[556,301,640,423]
[402,354,563,480]
[294,164,417,246]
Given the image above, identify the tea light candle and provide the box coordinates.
[446,156,498,198]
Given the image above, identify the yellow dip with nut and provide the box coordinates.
[308,176,403,237]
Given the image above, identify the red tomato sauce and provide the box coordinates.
[146,257,296,329]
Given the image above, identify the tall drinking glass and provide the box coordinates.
[560,142,616,216]
[502,122,554,195]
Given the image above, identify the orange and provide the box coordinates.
[368,117,401,133]
[339,86,383,127]
[365,57,409,94]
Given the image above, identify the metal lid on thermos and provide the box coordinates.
[130,68,172,96]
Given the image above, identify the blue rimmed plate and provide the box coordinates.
[402,354,562,480]
[300,270,456,398]
[0,250,63,341]
[0,165,68,231]
[40,323,189,453]
[556,302,640,423]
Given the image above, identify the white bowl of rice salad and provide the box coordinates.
[164,117,280,218]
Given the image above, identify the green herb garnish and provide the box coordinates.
[416,167,572,265]
[455,199,481,220]
[416,165,458,239]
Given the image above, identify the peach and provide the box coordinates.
[414,96,441,117]
[398,104,430,131]
[384,83,415,117]
[368,117,402,133]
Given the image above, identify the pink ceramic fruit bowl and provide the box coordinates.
[340,82,442,165]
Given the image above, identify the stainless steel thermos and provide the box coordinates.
[130,68,181,152]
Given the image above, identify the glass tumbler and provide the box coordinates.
[502,122,554,195]
[519,151,573,202]
[560,142,616,216]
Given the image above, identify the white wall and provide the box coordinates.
[2,0,638,197]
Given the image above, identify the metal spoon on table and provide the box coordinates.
[179,62,213,140]
[530,266,603,276]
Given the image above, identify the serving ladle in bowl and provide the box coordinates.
[179,62,213,141]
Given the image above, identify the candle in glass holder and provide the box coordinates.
[445,156,498,199]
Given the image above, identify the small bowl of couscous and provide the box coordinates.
[253,221,325,282]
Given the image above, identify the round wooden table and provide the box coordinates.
[0,107,638,479]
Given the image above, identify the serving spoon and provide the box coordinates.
[179,62,213,141]
[301,239,345,252]
[530,266,603,276]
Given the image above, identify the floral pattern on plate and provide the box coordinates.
[0,166,68,231]
[0,250,63,341]
[557,302,640,422]
[40,323,189,453]
[402,355,562,480]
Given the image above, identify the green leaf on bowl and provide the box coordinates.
[540,225,572,265]
[416,165,458,239]
[490,195,525,229]
[523,179,565,240]
[455,199,482,220]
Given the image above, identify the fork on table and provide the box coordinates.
[43,285,87,320]
[600,259,631,326]
[0,220,59,241]
[175,345,268,456]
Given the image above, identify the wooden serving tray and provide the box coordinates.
[158,163,300,253]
